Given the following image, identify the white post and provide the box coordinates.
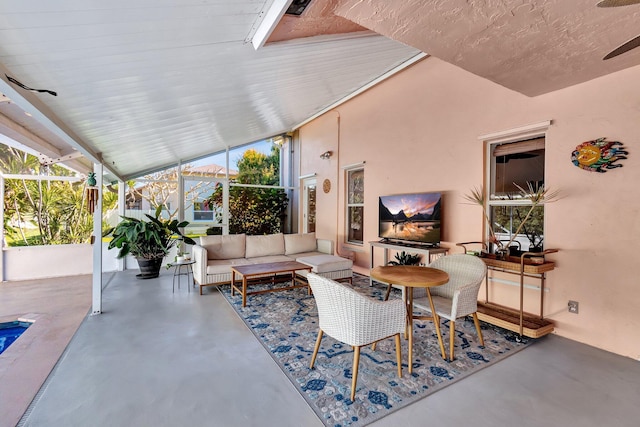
[0,174,4,282]
[117,180,126,271]
[178,160,184,223]
[92,163,103,315]
[223,147,230,235]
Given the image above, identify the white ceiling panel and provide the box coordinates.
[0,0,419,180]
[3,0,640,180]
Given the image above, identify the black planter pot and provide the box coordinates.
[508,246,522,257]
[136,257,163,279]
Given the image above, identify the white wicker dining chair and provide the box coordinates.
[307,273,406,402]
[413,254,487,361]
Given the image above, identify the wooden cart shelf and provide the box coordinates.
[477,302,554,339]
[458,243,558,338]
[480,256,556,274]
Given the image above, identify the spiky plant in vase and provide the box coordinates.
[501,183,561,252]
[463,186,500,253]
[464,184,560,257]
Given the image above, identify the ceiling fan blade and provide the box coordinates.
[603,34,640,60]
[597,0,640,7]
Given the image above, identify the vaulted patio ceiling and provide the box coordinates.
[0,0,420,181]
[1,0,639,181]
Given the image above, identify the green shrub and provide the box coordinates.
[208,185,288,235]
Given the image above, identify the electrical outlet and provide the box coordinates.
[568,300,579,314]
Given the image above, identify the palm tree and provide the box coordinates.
[0,145,118,245]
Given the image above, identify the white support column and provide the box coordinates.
[92,163,103,315]
[178,160,184,223]
[0,174,4,282]
[117,180,126,271]
[222,147,230,235]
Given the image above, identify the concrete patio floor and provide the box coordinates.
[0,274,92,427]
[2,270,640,427]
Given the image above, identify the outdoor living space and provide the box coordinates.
[2,272,640,427]
[2,1,640,426]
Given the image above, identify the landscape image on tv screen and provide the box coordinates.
[378,192,441,245]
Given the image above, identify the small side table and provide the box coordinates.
[169,260,196,293]
[370,265,449,371]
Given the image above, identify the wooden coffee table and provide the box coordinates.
[231,261,313,307]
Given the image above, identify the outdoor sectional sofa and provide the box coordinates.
[192,232,353,294]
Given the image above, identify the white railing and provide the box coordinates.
[1,241,191,281]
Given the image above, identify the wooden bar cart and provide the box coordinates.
[458,242,558,339]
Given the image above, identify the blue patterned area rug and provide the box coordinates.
[219,273,532,427]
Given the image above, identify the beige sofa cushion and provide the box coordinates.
[205,258,252,275]
[245,233,285,258]
[246,255,292,264]
[284,232,317,255]
[290,250,325,259]
[296,254,353,273]
[200,234,246,260]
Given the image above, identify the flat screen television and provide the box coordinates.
[378,192,442,246]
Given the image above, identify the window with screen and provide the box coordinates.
[488,137,546,251]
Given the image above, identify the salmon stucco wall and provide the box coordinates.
[299,113,341,246]
[298,57,640,360]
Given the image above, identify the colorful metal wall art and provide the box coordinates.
[571,138,628,172]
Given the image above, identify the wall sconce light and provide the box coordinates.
[320,150,333,160]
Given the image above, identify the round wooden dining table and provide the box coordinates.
[370,265,449,373]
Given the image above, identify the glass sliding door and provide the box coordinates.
[302,178,316,233]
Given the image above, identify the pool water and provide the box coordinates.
[0,321,32,355]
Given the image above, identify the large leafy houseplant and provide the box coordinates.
[104,206,196,278]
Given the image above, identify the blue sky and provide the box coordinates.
[190,140,273,171]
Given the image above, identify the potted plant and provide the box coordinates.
[464,183,560,258]
[104,206,196,279]
[500,183,560,253]
[173,241,193,263]
[388,251,422,266]
[519,213,544,253]
[463,186,501,253]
